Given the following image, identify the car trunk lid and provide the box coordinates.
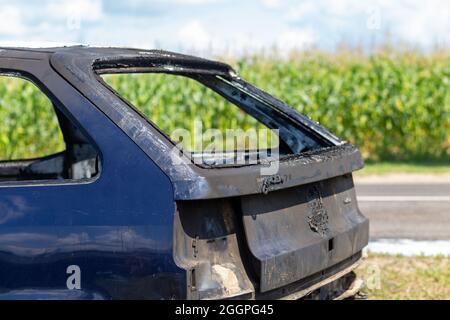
[174,174,368,298]
[241,175,368,292]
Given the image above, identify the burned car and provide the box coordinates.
[0,46,368,300]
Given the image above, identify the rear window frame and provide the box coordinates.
[95,69,335,167]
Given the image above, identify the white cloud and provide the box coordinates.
[261,0,282,8]
[324,0,367,16]
[388,0,450,46]
[276,28,317,51]
[0,6,27,36]
[283,0,450,47]
[285,0,373,23]
[177,20,212,50]
[45,0,103,22]
[285,2,317,22]
[175,19,270,56]
[0,0,448,55]
[173,0,219,4]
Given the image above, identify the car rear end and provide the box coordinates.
[173,154,368,300]
[52,47,369,299]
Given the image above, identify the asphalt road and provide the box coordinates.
[355,179,450,240]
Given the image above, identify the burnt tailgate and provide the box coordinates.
[241,174,368,292]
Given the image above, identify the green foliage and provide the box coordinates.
[0,77,65,160]
[1,50,449,161]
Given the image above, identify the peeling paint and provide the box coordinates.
[211,264,242,297]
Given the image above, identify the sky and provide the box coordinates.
[0,0,448,56]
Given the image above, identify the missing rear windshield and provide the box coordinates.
[100,72,330,166]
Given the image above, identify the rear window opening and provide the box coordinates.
[99,71,332,167]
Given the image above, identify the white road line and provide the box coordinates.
[357,195,450,202]
[366,239,450,256]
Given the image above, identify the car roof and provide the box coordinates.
[0,45,235,76]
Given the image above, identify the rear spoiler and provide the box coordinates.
[169,143,364,199]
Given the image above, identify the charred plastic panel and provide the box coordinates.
[174,200,255,299]
[174,175,368,299]
[241,174,368,292]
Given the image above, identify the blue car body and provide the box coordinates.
[0,47,368,299]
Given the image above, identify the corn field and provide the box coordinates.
[0,50,449,162]
[0,77,65,160]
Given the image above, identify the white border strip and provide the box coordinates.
[358,196,450,202]
[367,239,450,256]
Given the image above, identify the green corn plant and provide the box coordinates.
[0,50,449,162]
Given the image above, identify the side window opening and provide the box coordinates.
[0,74,99,183]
